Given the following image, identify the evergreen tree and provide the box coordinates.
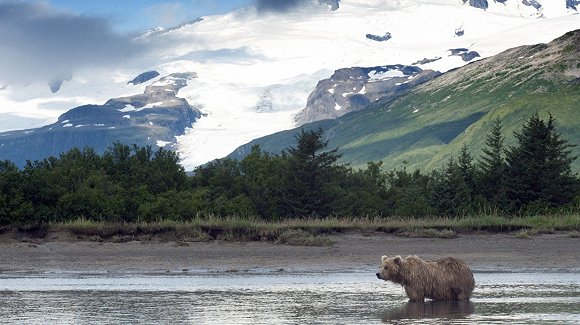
[505,113,577,210]
[333,162,392,217]
[282,129,342,217]
[386,168,435,217]
[239,145,287,219]
[478,118,508,208]
[0,161,24,225]
[458,144,476,197]
[430,156,471,216]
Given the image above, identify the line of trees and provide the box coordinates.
[0,113,578,226]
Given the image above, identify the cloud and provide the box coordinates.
[0,1,147,86]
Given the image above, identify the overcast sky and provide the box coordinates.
[25,0,254,33]
[0,0,337,86]
[0,0,256,86]
[0,1,140,85]
[13,0,330,33]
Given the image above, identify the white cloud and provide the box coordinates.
[0,1,148,86]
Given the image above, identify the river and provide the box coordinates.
[0,271,578,324]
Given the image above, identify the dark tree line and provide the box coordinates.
[0,114,578,226]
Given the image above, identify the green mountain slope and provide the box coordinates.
[230,30,580,172]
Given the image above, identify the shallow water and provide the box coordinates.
[0,271,578,324]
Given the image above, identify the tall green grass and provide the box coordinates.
[42,213,580,245]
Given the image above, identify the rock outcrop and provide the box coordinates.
[295,65,440,124]
[128,71,160,85]
[567,0,580,10]
[463,0,488,10]
[366,32,392,42]
[449,48,481,62]
[319,0,340,11]
[522,0,542,10]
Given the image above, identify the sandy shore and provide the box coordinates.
[0,233,578,274]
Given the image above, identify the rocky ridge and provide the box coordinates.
[0,73,202,167]
[295,65,441,125]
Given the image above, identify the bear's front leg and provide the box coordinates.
[405,286,425,302]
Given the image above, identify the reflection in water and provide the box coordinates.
[381,301,475,322]
[0,272,578,324]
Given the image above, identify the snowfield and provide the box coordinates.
[0,0,578,169]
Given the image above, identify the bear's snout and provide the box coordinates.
[376,272,382,279]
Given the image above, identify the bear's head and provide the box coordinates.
[376,255,403,282]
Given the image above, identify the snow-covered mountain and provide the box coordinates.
[0,0,578,169]
[295,65,441,124]
[228,29,580,172]
[0,73,202,166]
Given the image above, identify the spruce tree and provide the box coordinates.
[458,144,476,194]
[505,113,577,210]
[431,156,471,216]
[478,118,508,207]
[282,128,342,217]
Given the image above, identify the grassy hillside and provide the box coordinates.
[230,30,580,172]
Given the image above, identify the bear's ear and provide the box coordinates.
[381,255,388,262]
[394,256,402,264]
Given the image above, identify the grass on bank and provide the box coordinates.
[11,213,579,246]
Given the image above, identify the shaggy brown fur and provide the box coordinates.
[376,255,475,302]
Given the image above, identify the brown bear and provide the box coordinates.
[376,255,475,302]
